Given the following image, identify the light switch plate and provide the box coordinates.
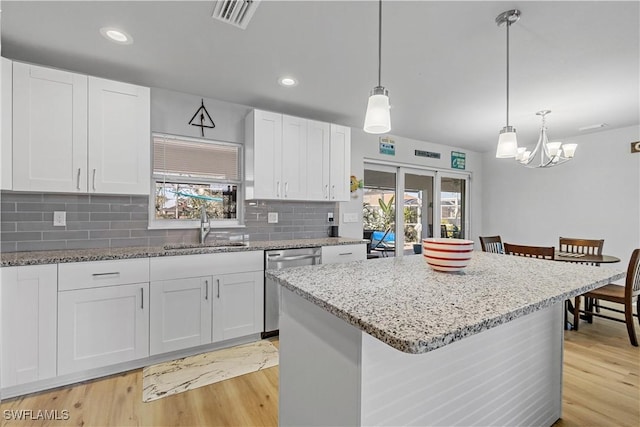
[53,211,66,226]
[343,212,359,223]
[267,212,278,223]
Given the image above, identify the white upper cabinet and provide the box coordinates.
[245,109,351,202]
[88,77,150,194]
[306,120,331,201]
[245,109,282,199]
[329,124,351,201]
[13,62,88,192]
[281,115,307,200]
[11,62,150,194]
[1,57,13,190]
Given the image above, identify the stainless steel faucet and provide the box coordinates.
[199,205,211,244]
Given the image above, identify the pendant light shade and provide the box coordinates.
[364,87,390,134]
[364,0,391,134]
[496,126,518,158]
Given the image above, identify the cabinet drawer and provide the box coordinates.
[59,258,149,291]
[321,244,367,264]
[150,251,263,281]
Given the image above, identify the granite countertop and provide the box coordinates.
[0,237,367,267]
[267,252,626,354]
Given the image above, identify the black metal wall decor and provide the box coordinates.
[189,99,215,136]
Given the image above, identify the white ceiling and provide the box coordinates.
[2,1,639,153]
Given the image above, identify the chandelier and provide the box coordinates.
[516,110,577,168]
[494,10,577,168]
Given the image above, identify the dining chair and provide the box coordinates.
[503,243,555,259]
[559,237,604,265]
[573,248,640,346]
[479,235,504,254]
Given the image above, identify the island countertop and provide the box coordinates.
[267,251,626,354]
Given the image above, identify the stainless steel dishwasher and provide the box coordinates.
[263,247,321,337]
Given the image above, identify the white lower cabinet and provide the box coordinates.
[149,276,212,355]
[1,265,57,388]
[212,271,264,342]
[57,259,150,375]
[150,251,264,353]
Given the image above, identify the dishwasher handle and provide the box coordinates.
[267,254,321,263]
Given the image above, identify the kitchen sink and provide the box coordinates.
[163,242,248,251]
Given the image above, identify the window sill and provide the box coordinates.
[148,220,245,230]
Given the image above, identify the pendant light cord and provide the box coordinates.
[505,19,510,127]
[378,0,382,87]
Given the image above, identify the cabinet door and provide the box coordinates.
[58,283,149,375]
[212,271,263,342]
[281,115,307,200]
[150,277,212,355]
[1,265,57,388]
[252,110,282,199]
[13,62,88,192]
[306,120,331,201]
[329,124,351,201]
[88,77,150,195]
[1,57,12,190]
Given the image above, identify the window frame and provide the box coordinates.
[148,132,244,230]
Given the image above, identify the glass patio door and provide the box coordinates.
[402,169,435,256]
[437,174,469,239]
[363,164,397,257]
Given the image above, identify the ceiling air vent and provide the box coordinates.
[212,0,261,30]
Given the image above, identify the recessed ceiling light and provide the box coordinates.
[100,27,133,45]
[279,77,298,87]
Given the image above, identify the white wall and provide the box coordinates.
[481,125,640,266]
[339,128,484,248]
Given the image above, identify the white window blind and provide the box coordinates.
[153,135,240,181]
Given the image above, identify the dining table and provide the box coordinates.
[554,251,621,329]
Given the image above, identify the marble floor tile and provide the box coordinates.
[142,340,279,402]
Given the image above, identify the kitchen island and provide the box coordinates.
[267,252,625,427]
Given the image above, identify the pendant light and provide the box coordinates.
[495,9,520,158]
[364,0,391,134]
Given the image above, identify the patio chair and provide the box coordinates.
[371,228,395,257]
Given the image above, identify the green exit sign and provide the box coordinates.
[451,151,466,170]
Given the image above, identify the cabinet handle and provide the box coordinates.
[141,287,144,309]
[331,185,336,199]
[324,185,329,199]
[92,169,96,191]
[339,252,353,256]
[76,168,81,190]
[217,279,220,299]
[205,280,209,300]
[284,182,288,197]
[276,181,280,198]
[92,272,120,278]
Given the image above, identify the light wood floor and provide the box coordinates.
[2,320,638,427]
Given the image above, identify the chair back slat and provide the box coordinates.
[504,243,555,260]
[480,235,503,254]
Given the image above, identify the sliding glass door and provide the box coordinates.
[363,163,469,257]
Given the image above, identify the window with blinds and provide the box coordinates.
[151,133,242,227]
